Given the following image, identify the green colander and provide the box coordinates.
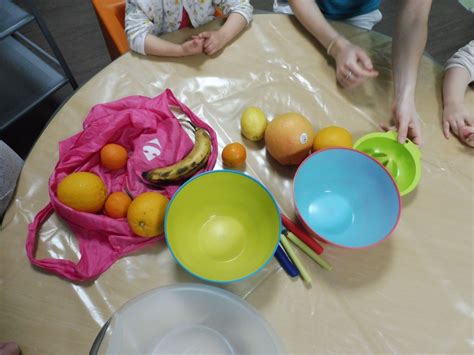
[354,131,421,196]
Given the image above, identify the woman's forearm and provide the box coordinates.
[443,67,471,107]
[289,0,339,50]
[392,1,431,101]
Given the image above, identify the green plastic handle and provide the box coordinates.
[286,232,332,271]
[280,234,312,285]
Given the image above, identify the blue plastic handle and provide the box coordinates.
[275,244,299,277]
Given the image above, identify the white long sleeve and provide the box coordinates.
[446,40,474,83]
[125,0,253,55]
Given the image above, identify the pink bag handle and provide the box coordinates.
[26,204,158,282]
[26,90,219,282]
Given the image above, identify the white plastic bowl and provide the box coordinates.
[96,284,284,354]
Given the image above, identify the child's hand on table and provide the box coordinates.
[196,31,226,56]
[443,102,474,147]
[181,37,205,56]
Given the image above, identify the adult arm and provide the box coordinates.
[289,0,378,89]
[390,0,432,145]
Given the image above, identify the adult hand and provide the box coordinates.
[197,31,226,56]
[181,38,204,56]
[383,97,422,145]
[443,102,474,147]
[331,37,379,89]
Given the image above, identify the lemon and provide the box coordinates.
[240,107,268,141]
[57,172,108,213]
[313,126,353,151]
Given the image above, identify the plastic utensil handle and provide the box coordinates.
[286,232,332,271]
[281,214,324,255]
[280,234,312,285]
[275,244,300,277]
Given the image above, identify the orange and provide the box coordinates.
[222,143,246,168]
[127,192,169,237]
[104,191,132,219]
[100,143,128,170]
[313,126,353,151]
[57,172,107,213]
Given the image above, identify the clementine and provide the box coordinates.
[104,191,132,219]
[127,192,169,237]
[313,126,353,151]
[100,143,128,170]
[222,143,246,168]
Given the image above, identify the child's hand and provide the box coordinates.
[443,102,474,146]
[330,37,378,89]
[181,38,204,56]
[197,31,226,56]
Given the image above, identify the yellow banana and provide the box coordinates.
[142,128,212,184]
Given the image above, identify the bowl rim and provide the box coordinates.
[292,147,402,249]
[353,131,422,196]
[165,169,281,283]
[99,283,285,354]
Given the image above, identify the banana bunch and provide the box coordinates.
[142,127,212,185]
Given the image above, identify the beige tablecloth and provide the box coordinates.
[1,14,473,354]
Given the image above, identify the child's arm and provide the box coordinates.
[288,0,378,89]
[390,0,432,146]
[125,0,203,57]
[198,13,247,56]
[144,36,203,57]
[197,0,252,56]
[442,42,474,146]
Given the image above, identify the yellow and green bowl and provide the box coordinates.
[165,170,281,283]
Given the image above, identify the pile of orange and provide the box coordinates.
[104,192,132,219]
[222,143,247,168]
[312,126,353,151]
[100,143,128,170]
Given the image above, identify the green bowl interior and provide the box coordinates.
[165,171,280,282]
[356,137,417,193]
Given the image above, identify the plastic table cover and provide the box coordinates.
[1,14,473,354]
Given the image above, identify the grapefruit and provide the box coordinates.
[264,112,314,165]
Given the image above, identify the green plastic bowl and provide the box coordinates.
[165,170,281,283]
[354,131,421,196]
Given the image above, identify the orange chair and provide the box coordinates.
[92,0,129,60]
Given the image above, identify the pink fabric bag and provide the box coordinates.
[26,89,218,282]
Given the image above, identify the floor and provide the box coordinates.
[1,0,472,158]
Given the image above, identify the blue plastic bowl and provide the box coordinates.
[293,148,401,249]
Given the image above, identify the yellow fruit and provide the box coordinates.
[313,126,353,151]
[57,172,107,213]
[264,112,314,165]
[127,192,169,237]
[241,107,268,141]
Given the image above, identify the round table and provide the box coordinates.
[1,14,473,354]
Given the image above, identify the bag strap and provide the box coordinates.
[164,89,218,169]
[26,204,122,282]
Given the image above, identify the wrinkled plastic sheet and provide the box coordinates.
[1,15,473,354]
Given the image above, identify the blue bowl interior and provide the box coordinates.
[294,149,400,248]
